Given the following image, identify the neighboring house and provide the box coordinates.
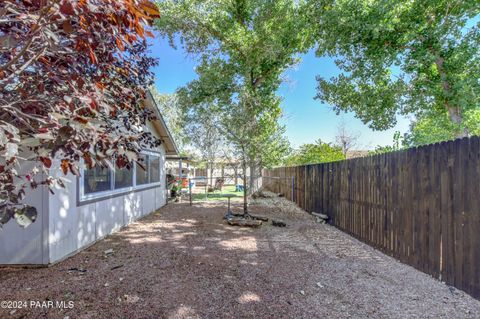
[346,150,369,159]
[0,91,178,265]
[193,160,247,186]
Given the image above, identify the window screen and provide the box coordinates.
[114,167,133,189]
[83,166,112,194]
[136,154,149,185]
[149,155,160,183]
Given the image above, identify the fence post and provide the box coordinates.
[291,176,295,202]
[304,166,307,210]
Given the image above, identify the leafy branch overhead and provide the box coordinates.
[310,0,480,136]
[155,0,311,201]
[0,0,160,227]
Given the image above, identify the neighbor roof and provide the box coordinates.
[144,90,179,156]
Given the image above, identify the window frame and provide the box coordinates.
[78,150,162,203]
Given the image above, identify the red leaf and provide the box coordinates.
[89,48,97,64]
[116,38,125,51]
[139,1,160,18]
[62,20,73,33]
[61,159,69,175]
[40,157,52,168]
[83,153,93,169]
[60,1,75,16]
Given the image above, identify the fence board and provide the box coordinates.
[263,136,480,300]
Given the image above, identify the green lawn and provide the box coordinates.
[190,185,243,202]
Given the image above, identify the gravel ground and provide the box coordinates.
[1,198,480,319]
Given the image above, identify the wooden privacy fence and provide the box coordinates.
[263,136,480,299]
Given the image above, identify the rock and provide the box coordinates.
[300,290,305,295]
[104,283,109,287]
[312,212,328,220]
[272,219,286,227]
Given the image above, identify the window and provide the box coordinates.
[149,155,160,183]
[81,151,162,200]
[136,154,149,185]
[114,167,133,189]
[84,166,112,194]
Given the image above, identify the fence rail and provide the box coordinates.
[263,136,480,299]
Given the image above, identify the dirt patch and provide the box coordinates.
[1,199,480,318]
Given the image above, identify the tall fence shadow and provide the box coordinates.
[263,136,480,300]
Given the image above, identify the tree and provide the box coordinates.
[405,109,480,147]
[0,0,159,226]
[284,139,344,166]
[184,106,225,186]
[155,0,310,214]
[310,0,480,137]
[149,88,187,151]
[335,119,360,157]
[369,131,405,155]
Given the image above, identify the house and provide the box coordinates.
[345,150,370,159]
[0,91,178,265]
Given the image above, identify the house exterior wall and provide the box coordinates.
[0,161,50,265]
[48,144,167,264]
[0,145,168,265]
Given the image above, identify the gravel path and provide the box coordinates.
[1,199,480,319]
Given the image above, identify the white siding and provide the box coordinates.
[0,145,168,265]
[46,144,168,264]
[0,161,49,265]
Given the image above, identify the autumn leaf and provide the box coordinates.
[40,157,52,168]
[89,48,97,64]
[61,159,69,175]
[60,1,75,16]
[62,20,73,34]
[83,153,94,169]
[139,1,160,18]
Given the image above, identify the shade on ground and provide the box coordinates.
[1,201,480,318]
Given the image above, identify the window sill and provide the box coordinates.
[77,182,164,207]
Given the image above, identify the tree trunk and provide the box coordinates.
[448,106,468,138]
[248,161,262,194]
[434,54,468,138]
[242,161,248,215]
[234,166,238,186]
[209,162,214,186]
[248,161,256,194]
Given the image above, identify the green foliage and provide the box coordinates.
[284,139,345,166]
[369,131,405,155]
[310,0,480,136]
[155,0,311,178]
[150,88,187,150]
[405,109,480,146]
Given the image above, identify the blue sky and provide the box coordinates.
[149,38,411,150]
